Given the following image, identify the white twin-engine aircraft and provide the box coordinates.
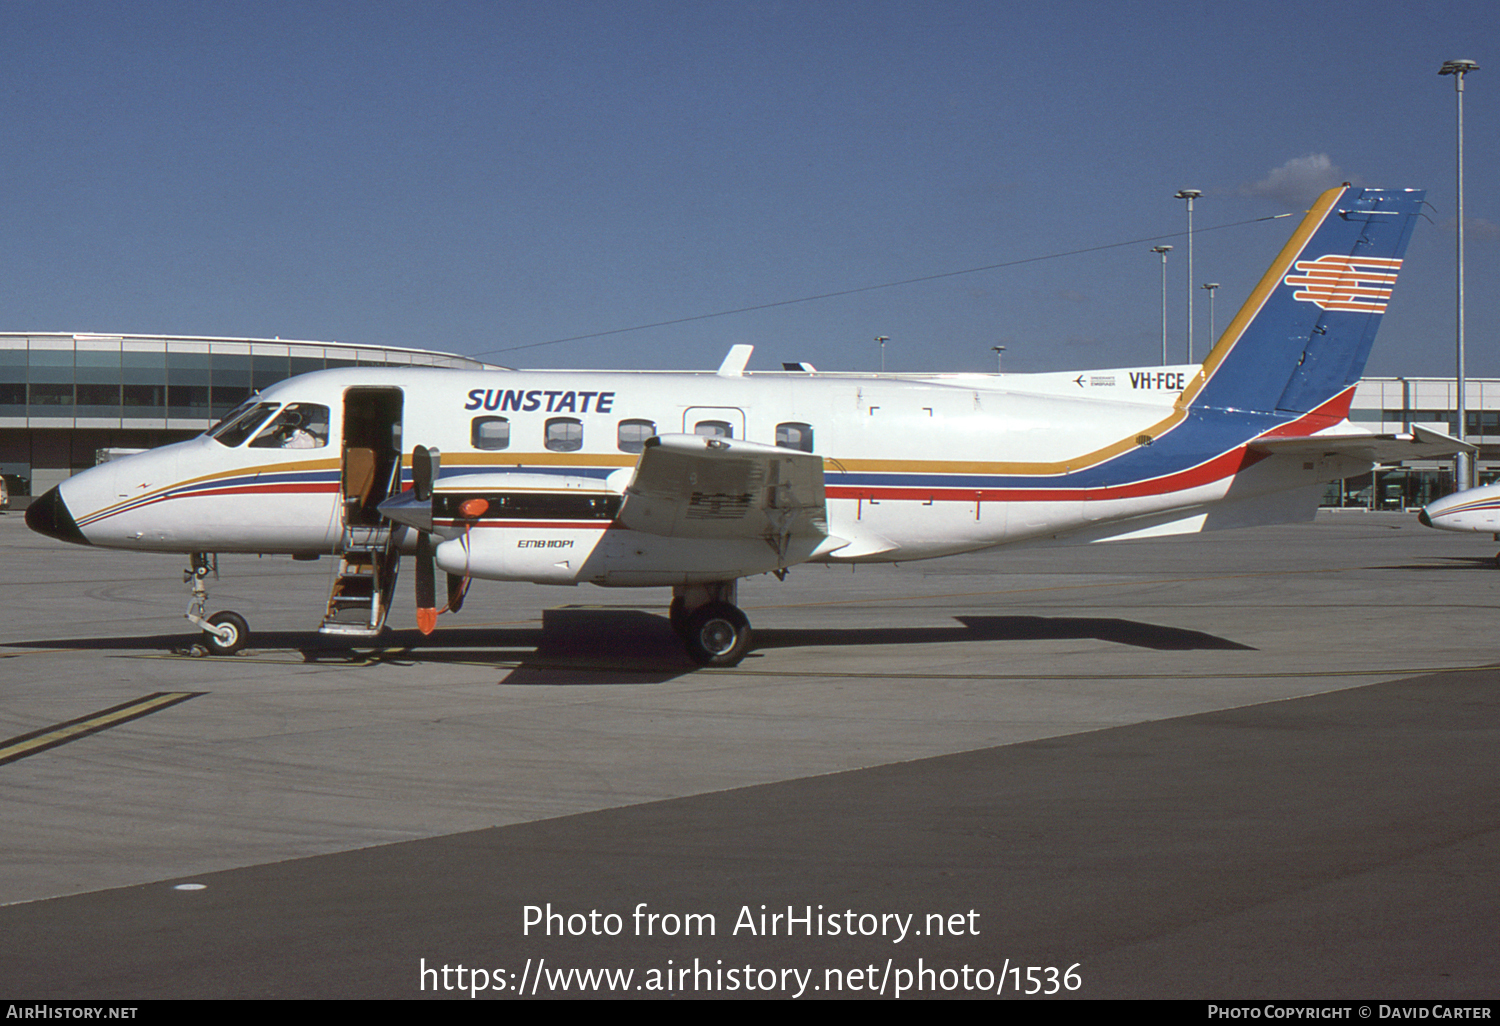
[1418,484,1500,562]
[27,185,1467,665]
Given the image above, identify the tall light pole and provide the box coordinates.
[1440,59,1478,490]
[1175,189,1201,361]
[991,345,1005,374]
[875,336,889,373]
[1151,246,1172,364]
[1202,283,1220,352]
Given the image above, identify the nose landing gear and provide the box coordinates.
[184,553,249,655]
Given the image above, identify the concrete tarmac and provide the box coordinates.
[1,509,1497,998]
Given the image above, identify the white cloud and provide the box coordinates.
[1238,154,1357,206]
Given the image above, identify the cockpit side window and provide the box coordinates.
[694,420,732,439]
[249,403,331,449]
[207,401,280,447]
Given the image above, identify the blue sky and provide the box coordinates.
[4,0,1495,377]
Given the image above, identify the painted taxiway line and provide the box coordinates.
[0,692,204,766]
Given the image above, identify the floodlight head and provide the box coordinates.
[1175,189,1203,200]
[1152,245,1172,254]
[1440,59,1479,75]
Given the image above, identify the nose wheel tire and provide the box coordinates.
[204,611,249,656]
[682,602,751,667]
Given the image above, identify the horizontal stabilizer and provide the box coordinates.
[1249,424,1473,463]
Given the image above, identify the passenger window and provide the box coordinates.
[250,403,331,449]
[471,416,510,450]
[545,417,583,452]
[775,422,814,452]
[617,418,656,454]
[694,420,732,439]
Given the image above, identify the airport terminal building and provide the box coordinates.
[0,333,493,497]
[1343,376,1500,509]
[0,332,1492,510]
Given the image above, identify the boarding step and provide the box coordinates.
[319,532,400,637]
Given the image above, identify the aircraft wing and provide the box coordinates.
[1248,424,1474,463]
[617,434,829,552]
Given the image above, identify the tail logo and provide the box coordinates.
[1283,255,1403,313]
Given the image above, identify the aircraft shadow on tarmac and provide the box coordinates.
[3,608,1253,685]
[1373,555,1500,572]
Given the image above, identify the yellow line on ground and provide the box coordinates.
[0,692,202,765]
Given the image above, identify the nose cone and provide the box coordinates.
[25,486,90,545]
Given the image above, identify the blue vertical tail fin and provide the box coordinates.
[1181,185,1425,421]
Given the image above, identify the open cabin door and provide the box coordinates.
[341,387,405,526]
[323,387,405,637]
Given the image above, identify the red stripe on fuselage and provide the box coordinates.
[827,447,1266,503]
[433,519,613,530]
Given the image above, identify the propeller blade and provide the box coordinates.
[412,445,441,502]
[415,531,437,634]
[447,572,467,614]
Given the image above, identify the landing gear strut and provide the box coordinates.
[671,581,752,667]
[184,553,249,655]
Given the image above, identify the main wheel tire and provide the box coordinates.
[682,602,751,667]
[204,610,249,656]
[668,596,689,637]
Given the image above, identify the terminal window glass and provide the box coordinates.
[168,384,210,417]
[0,352,22,415]
[123,384,166,411]
[74,351,121,384]
[545,417,583,452]
[472,416,511,450]
[252,354,291,389]
[122,351,166,384]
[29,383,73,407]
[28,350,75,407]
[617,419,655,453]
[775,422,814,452]
[76,383,119,404]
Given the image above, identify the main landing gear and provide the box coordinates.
[185,553,249,655]
[670,581,752,667]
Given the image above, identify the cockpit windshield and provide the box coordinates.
[206,401,280,447]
